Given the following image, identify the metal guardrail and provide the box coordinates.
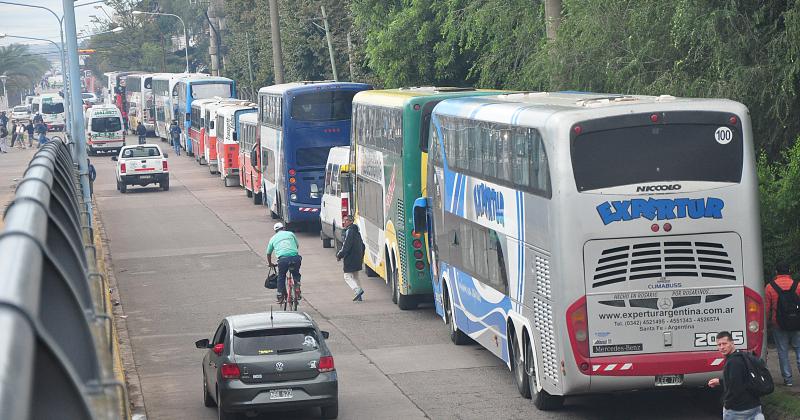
[0,141,126,420]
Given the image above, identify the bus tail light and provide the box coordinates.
[566,297,590,369]
[288,168,296,176]
[289,177,296,184]
[412,239,422,249]
[290,185,297,192]
[341,197,349,218]
[744,287,764,356]
[415,261,425,270]
[120,163,127,174]
[221,363,241,379]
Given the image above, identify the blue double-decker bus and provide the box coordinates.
[258,81,372,226]
[175,75,236,156]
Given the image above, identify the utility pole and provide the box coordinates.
[268,0,284,84]
[346,32,355,81]
[245,32,255,100]
[544,0,561,40]
[320,5,338,82]
[62,0,92,221]
[207,0,221,76]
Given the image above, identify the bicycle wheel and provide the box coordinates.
[282,275,292,311]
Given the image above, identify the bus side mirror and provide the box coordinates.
[412,197,428,235]
[250,148,258,167]
[233,132,238,141]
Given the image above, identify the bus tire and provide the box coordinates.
[246,188,253,198]
[365,264,379,277]
[510,330,531,398]
[253,191,262,205]
[526,337,564,410]
[445,286,470,345]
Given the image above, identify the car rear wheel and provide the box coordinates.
[161,178,170,191]
[217,390,237,420]
[119,182,127,193]
[320,402,338,419]
[203,373,215,407]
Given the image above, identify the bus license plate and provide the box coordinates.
[269,389,293,400]
[655,375,683,387]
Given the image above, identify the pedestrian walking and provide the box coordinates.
[10,122,18,148]
[0,111,8,130]
[708,331,766,420]
[25,121,34,148]
[14,123,25,148]
[136,121,146,145]
[87,159,96,195]
[0,125,9,154]
[169,120,181,156]
[35,121,48,148]
[765,261,800,387]
[336,215,366,301]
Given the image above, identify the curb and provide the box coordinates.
[94,200,148,420]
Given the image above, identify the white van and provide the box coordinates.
[319,146,353,249]
[85,105,125,154]
[31,95,66,131]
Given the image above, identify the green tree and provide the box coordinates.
[0,44,50,106]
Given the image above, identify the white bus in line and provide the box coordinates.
[31,94,66,131]
[413,92,765,410]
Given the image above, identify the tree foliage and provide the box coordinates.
[0,44,50,106]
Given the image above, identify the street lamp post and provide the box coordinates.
[0,75,8,111]
[132,10,189,72]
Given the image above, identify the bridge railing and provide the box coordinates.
[0,141,128,420]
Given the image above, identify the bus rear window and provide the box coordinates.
[571,122,743,191]
[296,146,331,167]
[291,91,356,122]
[191,83,232,99]
[91,117,122,133]
[234,328,319,356]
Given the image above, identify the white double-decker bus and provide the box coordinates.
[413,92,765,410]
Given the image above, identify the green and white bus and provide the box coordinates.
[351,87,505,309]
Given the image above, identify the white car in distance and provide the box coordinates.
[113,144,169,193]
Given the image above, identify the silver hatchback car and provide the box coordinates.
[196,312,338,419]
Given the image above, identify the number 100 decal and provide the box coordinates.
[694,331,743,347]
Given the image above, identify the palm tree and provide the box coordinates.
[0,44,50,107]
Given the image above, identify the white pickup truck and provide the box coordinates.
[113,144,169,193]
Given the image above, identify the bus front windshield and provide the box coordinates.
[571,122,743,192]
[190,83,232,99]
[42,102,64,114]
[91,117,122,133]
[291,91,357,122]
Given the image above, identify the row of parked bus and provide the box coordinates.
[99,72,766,411]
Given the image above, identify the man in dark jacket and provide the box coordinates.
[336,215,365,301]
[708,331,764,420]
[136,122,146,145]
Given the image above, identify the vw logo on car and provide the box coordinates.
[275,362,284,372]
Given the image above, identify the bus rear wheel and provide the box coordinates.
[511,331,531,398]
[526,337,564,410]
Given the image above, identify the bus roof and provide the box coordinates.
[181,76,234,85]
[352,87,502,108]
[239,112,258,124]
[258,81,371,96]
[88,105,121,116]
[432,92,745,122]
[216,104,256,118]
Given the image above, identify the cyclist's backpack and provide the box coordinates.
[264,266,278,289]
[770,279,800,331]
[740,351,774,397]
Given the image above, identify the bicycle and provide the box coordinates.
[271,262,301,311]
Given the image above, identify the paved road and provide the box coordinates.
[92,142,724,420]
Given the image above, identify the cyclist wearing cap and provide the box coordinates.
[266,222,302,303]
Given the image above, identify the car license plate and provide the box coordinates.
[655,374,683,387]
[269,389,293,400]
[139,175,151,179]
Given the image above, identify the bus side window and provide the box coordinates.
[331,164,339,195]
[487,230,508,294]
[460,223,473,274]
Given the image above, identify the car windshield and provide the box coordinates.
[13,107,27,113]
[91,117,122,133]
[82,93,93,99]
[121,146,161,158]
[234,328,320,356]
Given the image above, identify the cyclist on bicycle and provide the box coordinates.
[266,222,302,304]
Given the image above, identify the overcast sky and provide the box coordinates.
[0,1,114,49]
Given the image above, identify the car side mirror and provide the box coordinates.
[111,156,118,161]
[195,339,210,349]
[321,331,330,339]
[163,153,169,158]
